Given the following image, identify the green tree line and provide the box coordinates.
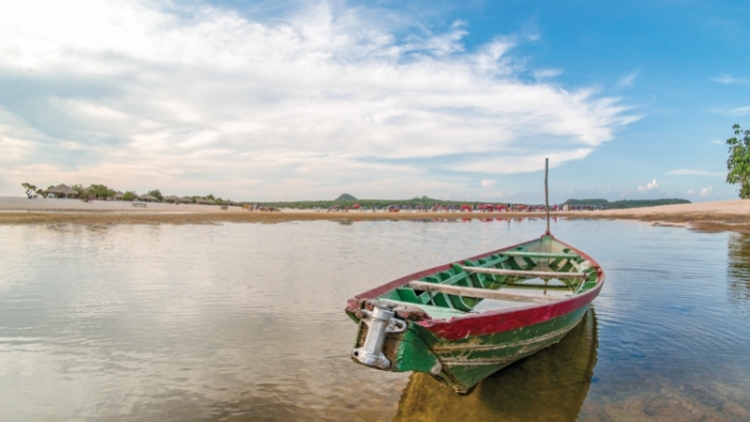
[562,198,691,209]
[250,195,691,210]
[20,183,236,205]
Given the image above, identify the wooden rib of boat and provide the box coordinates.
[344,159,605,394]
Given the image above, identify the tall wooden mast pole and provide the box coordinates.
[545,158,550,235]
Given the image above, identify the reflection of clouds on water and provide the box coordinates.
[727,233,750,314]
[2,220,750,420]
[0,220,545,421]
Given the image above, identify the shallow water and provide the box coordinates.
[0,219,749,421]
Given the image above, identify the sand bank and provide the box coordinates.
[1,197,749,232]
[580,199,750,233]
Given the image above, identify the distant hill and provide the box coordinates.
[563,198,691,209]
[334,193,357,202]
[252,195,511,209]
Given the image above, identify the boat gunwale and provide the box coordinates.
[345,234,605,340]
[421,280,602,340]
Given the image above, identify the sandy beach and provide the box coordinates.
[1,196,749,232]
[582,199,750,232]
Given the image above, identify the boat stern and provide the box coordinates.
[350,300,443,376]
[351,302,407,370]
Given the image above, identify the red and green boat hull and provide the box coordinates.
[346,234,605,393]
[420,301,592,392]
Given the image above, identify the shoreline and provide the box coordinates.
[1,197,749,233]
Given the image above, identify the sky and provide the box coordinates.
[1,0,748,203]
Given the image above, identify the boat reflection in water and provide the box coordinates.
[394,308,598,422]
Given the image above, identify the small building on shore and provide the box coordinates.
[195,198,214,205]
[47,184,79,199]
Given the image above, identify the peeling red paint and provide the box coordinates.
[418,281,602,341]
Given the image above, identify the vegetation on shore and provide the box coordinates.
[254,194,690,210]
[22,184,691,210]
[21,182,237,205]
[562,198,691,209]
[726,123,750,198]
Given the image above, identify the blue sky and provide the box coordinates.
[1,0,748,203]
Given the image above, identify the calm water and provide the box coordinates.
[1,219,749,421]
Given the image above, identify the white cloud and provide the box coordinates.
[617,70,639,87]
[700,185,713,197]
[728,106,750,116]
[687,189,695,194]
[709,139,723,145]
[0,0,638,199]
[667,169,724,176]
[709,105,750,116]
[481,179,496,188]
[713,75,750,85]
[0,107,47,162]
[444,148,593,174]
[637,179,658,192]
[533,69,562,79]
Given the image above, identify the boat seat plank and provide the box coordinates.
[406,281,563,304]
[460,266,587,279]
[502,251,579,259]
[503,283,572,290]
[438,268,471,286]
[380,299,471,319]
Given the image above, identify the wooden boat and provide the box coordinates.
[344,160,605,394]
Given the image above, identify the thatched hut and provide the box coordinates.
[139,194,158,202]
[164,195,179,203]
[47,184,79,199]
[178,196,193,204]
[114,191,124,201]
